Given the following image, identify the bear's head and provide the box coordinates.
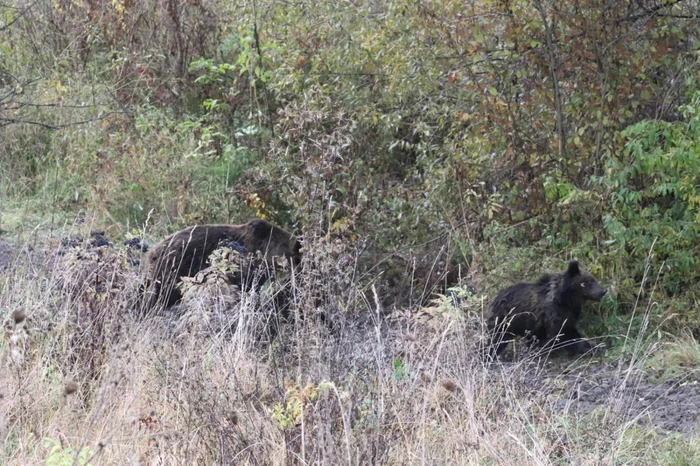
[247,218,302,266]
[565,261,607,302]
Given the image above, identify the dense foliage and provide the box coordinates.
[1,0,699,332]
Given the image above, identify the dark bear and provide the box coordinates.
[140,218,301,312]
[486,261,607,358]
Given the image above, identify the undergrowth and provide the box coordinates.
[1,225,698,465]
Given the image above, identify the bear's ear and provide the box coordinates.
[567,261,581,277]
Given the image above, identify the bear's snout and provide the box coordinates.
[591,285,607,301]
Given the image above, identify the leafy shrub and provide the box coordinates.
[599,92,700,331]
[44,438,94,466]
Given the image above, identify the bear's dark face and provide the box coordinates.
[247,218,302,265]
[565,261,607,302]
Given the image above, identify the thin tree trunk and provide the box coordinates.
[533,0,566,169]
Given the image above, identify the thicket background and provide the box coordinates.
[2,2,700,465]
[1,0,699,334]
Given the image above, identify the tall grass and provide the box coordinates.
[0,228,698,465]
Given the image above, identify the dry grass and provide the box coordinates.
[0,230,698,465]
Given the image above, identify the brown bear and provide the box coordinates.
[140,218,301,312]
[485,261,607,358]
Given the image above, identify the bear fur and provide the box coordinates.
[486,261,607,358]
[140,218,301,312]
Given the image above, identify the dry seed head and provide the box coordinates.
[64,381,79,396]
[11,310,26,324]
[440,379,457,392]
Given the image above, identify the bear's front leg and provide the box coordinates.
[545,318,591,355]
[559,327,592,355]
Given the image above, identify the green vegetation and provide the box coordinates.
[2,0,699,323]
[1,1,699,463]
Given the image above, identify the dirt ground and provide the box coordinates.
[382,308,700,438]
[539,360,700,435]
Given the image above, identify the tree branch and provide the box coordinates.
[0,0,39,32]
[3,101,109,110]
[533,0,567,164]
[616,0,690,24]
[0,112,121,130]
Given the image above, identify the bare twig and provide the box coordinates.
[0,0,39,32]
[615,0,691,24]
[0,112,121,130]
[533,0,567,166]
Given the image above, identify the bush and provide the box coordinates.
[599,92,700,332]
